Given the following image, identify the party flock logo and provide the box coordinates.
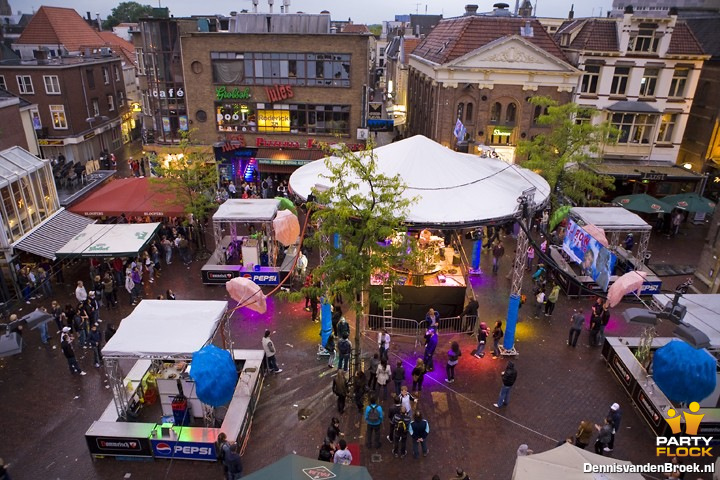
[656,402,713,457]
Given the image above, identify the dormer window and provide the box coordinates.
[560,33,570,47]
[628,25,660,53]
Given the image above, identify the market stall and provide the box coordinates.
[55,223,161,258]
[552,207,661,298]
[202,199,286,285]
[86,300,265,462]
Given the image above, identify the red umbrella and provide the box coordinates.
[606,270,647,307]
[226,277,267,313]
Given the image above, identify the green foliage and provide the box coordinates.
[306,140,415,321]
[103,1,155,29]
[149,129,218,225]
[517,97,618,207]
[368,24,382,37]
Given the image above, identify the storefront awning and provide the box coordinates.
[12,209,96,260]
[55,222,161,258]
[255,148,326,174]
[589,162,702,181]
[67,177,186,217]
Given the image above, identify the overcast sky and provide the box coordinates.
[15,0,613,23]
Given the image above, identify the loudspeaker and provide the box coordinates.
[673,323,711,349]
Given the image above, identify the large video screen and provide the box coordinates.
[562,219,617,291]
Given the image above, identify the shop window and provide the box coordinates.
[639,68,659,97]
[668,67,689,98]
[215,102,350,135]
[490,102,501,123]
[465,103,473,123]
[505,103,517,124]
[258,109,291,133]
[657,113,676,143]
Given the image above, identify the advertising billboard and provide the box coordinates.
[562,219,617,291]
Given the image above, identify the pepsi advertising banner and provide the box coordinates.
[151,439,216,461]
[562,219,617,292]
[242,270,280,285]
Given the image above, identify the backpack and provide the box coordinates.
[367,405,380,423]
[339,339,352,355]
[394,418,408,437]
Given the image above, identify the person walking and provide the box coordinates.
[492,240,505,274]
[461,298,479,333]
[392,360,405,396]
[424,308,440,330]
[60,328,86,376]
[364,394,384,449]
[409,411,430,458]
[338,333,352,372]
[337,316,351,341]
[88,323,103,368]
[376,359,392,401]
[325,333,336,368]
[575,419,593,449]
[326,416,343,449]
[598,302,610,345]
[545,282,560,317]
[333,439,352,465]
[332,369,349,414]
[352,369,367,414]
[473,322,489,359]
[568,308,584,348]
[526,245,535,271]
[378,329,391,361]
[411,358,425,395]
[493,361,517,408]
[215,432,232,480]
[445,341,461,383]
[589,297,604,347]
[399,385,416,415]
[75,281,88,304]
[261,329,282,373]
[594,417,613,455]
[392,406,411,458]
[606,403,622,452]
[367,353,380,391]
[491,321,504,359]
[423,327,438,371]
[533,286,546,319]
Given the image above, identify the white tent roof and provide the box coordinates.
[653,293,720,349]
[289,135,551,228]
[213,199,280,222]
[56,223,161,258]
[513,443,645,480]
[571,207,651,231]
[102,300,227,358]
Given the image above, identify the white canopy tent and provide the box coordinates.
[213,199,280,222]
[56,222,161,258]
[571,208,652,232]
[102,300,228,358]
[289,135,551,228]
[512,443,645,480]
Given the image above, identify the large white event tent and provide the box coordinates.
[288,135,551,228]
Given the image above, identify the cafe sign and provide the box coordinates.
[216,86,252,101]
[150,87,184,98]
[492,127,513,137]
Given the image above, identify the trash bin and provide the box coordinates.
[171,379,190,426]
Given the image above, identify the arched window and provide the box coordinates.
[506,103,517,124]
[490,102,501,123]
[465,103,474,123]
[457,102,464,120]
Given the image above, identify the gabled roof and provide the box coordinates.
[667,21,705,56]
[17,6,106,51]
[685,16,720,57]
[412,15,568,65]
[402,38,422,64]
[555,19,619,51]
[342,24,370,34]
[97,31,136,64]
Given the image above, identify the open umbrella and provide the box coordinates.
[613,193,673,214]
[275,196,297,215]
[581,223,609,248]
[606,270,647,308]
[226,276,267,313]
[273,209,300,247]
[189,345,238,407]
[653,340,716,404]
[662,192,716,214]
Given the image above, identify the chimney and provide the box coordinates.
[252,0,259,13]
[96,12,102,31]
[268,0,274,13]
[568,4,574,19]
[86,11,91,21]
[492,3,511,16]
[283,0,291,13]
[464,4,479,16]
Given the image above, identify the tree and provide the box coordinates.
[149,129,218,253]
[103,2,155,29]
[516,97,618,207]
[368,24,382,37]
[306,140,415,371]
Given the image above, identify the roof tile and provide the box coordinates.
[667,21,705,56]
[17,6,106,51]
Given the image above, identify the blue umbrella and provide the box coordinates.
[190,345,238,407]
[653,340,716,404]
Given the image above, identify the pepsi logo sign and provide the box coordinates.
[156,443,172,454]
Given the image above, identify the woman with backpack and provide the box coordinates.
[445,341,462,383]
[392,406,412,458]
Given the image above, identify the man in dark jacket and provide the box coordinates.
[423,327,438,372]
[606,403,622,452]
[493,361,517,408]
[224,442,243,479]
[61,329,85,376]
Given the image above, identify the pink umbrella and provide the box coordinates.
[273,209,300,247]
[606,270,647,308]
[226,277,267,313]
[582,223,609,248]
